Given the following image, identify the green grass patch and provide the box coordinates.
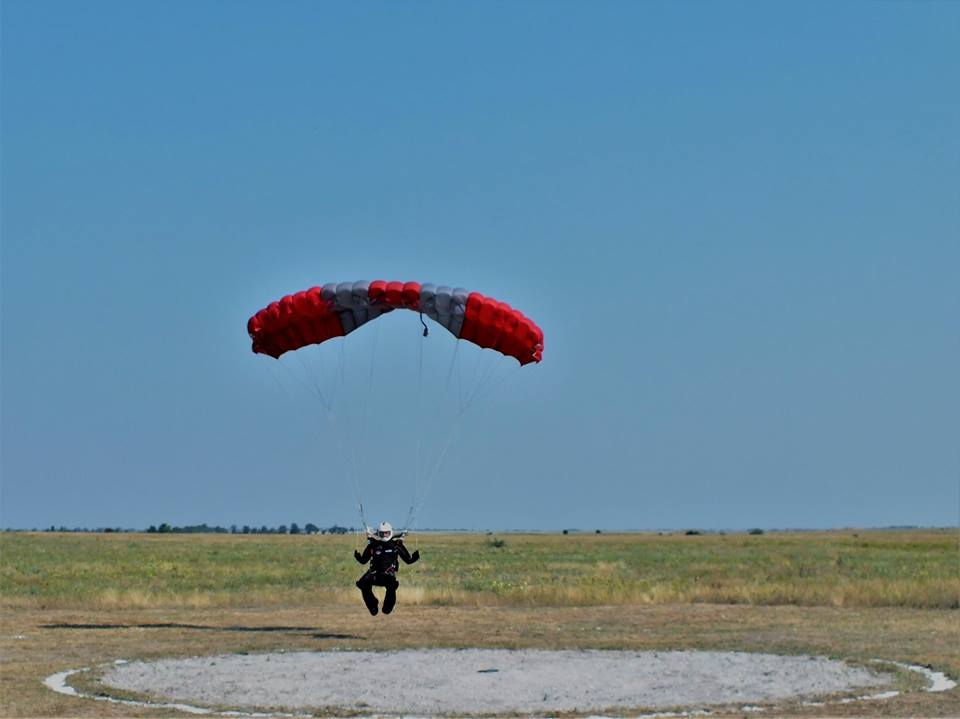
[1,529,956,610]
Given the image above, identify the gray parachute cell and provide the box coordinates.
[349,280,376,328]
[321,283,339,303]
[433,285,453,331]
[449,288,469,337]
[419,283,438,318]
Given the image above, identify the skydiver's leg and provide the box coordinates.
[382,576,399,615]
[356,573,379,616]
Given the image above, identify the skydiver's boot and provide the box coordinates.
[357,582,379,616]
[382,586,397,615]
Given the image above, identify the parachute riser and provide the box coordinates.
[356,502,371,548]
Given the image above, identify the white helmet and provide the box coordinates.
[376,522,394,541]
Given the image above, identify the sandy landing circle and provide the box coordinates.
[99,649,892,715]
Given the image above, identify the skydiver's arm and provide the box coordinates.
[398,541,420,564]
[354,542,372,564]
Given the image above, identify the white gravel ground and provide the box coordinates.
[99,649,892,715]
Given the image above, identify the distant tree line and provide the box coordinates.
[14,523,357,535]
[144,523,353,535]
[33,526,137,533]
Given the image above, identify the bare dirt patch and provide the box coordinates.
[98,648,893,716]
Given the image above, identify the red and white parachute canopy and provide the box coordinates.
[247,280,543,365]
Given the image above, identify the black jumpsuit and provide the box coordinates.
[354,538,419,615]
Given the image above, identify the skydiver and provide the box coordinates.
[354,522,420,616]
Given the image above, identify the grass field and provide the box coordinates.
[2,529,957,610]
[1,529,958,717]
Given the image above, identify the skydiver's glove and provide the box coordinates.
[354,550,363,563]
[411,550,420,563]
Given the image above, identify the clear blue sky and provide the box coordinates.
[2,1,957,531]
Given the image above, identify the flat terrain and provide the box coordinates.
[1,530,957,717]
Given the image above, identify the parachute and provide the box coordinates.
[247,279,543,534]
[247,280,543,366]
